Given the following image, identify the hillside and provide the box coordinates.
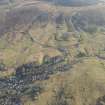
[0,0,105,105]
[41,0,99,6]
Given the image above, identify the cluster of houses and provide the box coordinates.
[0,77,22,105]
[0,76,41,105]
[16,55,70,81]
[0,55,70,104]
[0,95,22,105]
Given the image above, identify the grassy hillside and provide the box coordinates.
[0,1,105,105]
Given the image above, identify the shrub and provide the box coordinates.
[0,63,5,71]
[77,52,86,57]
[48,86,69,105]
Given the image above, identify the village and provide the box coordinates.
[0,55,70,105]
